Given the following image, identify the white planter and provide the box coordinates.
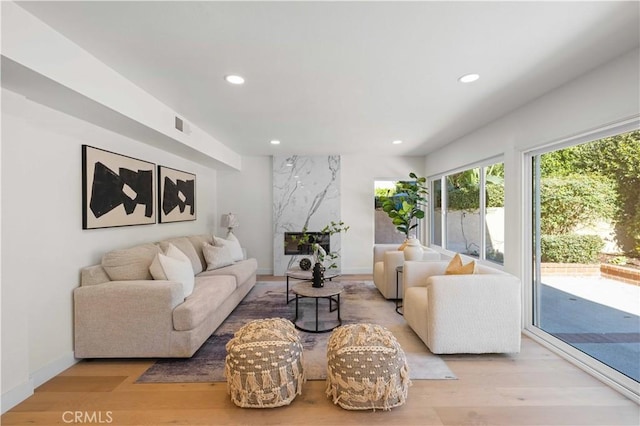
[404,238,424,261]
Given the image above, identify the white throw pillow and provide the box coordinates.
[213,234,244,262]
[203,242,235,270]
[164,243,192,265]
[149,244,195,298]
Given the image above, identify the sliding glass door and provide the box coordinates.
[530,130,640,388]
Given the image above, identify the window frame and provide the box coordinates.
[428,155,505,267]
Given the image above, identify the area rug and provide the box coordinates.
[136,280,457,383]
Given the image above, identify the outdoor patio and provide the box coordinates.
[540,275,640,381]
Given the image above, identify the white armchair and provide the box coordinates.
[403,259,521,354]
[373,244,440,299]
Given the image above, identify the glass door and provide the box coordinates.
[531,130,640,385]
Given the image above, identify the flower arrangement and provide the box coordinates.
[295,220,349,269]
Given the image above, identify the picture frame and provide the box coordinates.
[158,165,196,223]
[82,145,156,229]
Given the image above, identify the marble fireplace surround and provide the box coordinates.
[273,155,341,275]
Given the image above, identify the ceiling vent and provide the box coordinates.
[175,116,184,132]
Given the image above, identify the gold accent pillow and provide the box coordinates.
[445,253,475,275]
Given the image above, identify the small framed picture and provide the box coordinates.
[158,165,196,223]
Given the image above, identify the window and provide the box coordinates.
[374,180,406,244]
[430,160,504,265]
[431,179,442,246]
[446,168,481,257]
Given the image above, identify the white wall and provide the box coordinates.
[1,89,218,412]
[2,2,240,171]
[424,48,640,278]
[218,155,425,275]
[216,157,273,274]
[341,155,426,273]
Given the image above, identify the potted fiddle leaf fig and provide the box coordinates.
[380,172,428,241]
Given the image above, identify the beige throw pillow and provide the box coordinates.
[102,243,161,281]
[213,234,244,262]
[445,253,475,275]
[149,243,195,298]
[203,242,235,270]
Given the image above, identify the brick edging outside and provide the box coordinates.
[540,263,640,286]
[600,264,640,286]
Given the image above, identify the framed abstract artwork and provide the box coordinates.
[158,165,196,223]
[82,145,156,229]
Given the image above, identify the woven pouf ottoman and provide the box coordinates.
[325,323,410,411]
[225,318,305,408]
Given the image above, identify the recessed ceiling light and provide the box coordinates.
[225,74,245,85]
[458,73,480,83]
[392,140,403,145]
[270,140,281,145]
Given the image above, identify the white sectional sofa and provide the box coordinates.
[74,234,257,358]
[402,259,522,354]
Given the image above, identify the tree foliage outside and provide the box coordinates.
[375,187,396,198]
[539,175,616,235]
[446,164,505,210]
[540,130,640,256]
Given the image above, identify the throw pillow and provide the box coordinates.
[149,246,195,298]
[164,243,192,265]
[213,234,244,262]
[445,253,475,275]
[203,242,235,270]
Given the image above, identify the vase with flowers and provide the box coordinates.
[294,221,349,285]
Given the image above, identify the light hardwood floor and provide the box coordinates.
[3,275,638,425]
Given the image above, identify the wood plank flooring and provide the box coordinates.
[3,275,638,425]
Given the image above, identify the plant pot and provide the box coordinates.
[404,237,423,261]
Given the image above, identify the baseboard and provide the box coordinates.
[1,378,34,414]
[31,351,77,389]
[1,351,77,414]
[257,267,273,275]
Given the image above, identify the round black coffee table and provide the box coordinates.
[291,281,343,333]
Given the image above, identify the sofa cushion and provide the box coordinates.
[80,265,111,287]
[102,243,161,281]
[197,258,258,287]
[445,253,475,275]
[172,275,236,331]
[150,244,195,298]
[187,234,213,272]
[214,234,244,262]
[158,237,203,275]
[203,242,234,270]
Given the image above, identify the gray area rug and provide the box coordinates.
[136,280,457,383]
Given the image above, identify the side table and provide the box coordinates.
[395,265,403,315]
[292,281,343,333]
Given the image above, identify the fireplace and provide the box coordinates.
[284,232,330,255]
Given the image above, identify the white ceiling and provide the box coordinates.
[16,1,640,157]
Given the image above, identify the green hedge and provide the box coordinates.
[447,184,504,210]
[540,234,604,264]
